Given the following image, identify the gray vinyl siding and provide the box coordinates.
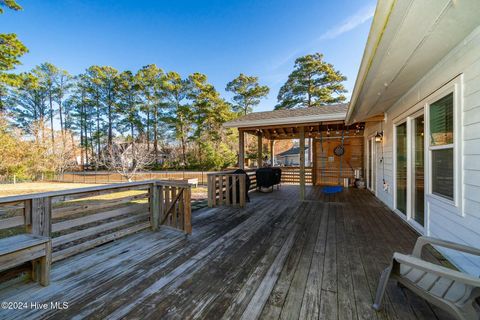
[365,25,480,275]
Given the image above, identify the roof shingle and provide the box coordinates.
[223,103,348,128]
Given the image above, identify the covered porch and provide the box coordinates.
[223,105,369,201]
[0,186,452,319]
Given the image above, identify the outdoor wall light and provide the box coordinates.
[375,131,383,143]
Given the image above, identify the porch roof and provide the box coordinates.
[223,104,348,129]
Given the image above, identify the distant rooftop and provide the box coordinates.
[223,104,348,128]
[277,146,310,156]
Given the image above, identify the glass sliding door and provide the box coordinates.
[396,123,407,215]
[412,115,425,226]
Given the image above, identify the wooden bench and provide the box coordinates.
[185,178,199,188]
[0,234,51,286]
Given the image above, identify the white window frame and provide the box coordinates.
[408,109,427,232]
[393,119,409,217]
[425,76,463,212]
[391,75,464,231]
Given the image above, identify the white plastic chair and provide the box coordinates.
[373,236,480,320]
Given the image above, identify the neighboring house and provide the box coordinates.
[276,146,310,166]
[346,0,480,275]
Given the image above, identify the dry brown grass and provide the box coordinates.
[0,182,101,197]
[0,182,207,199]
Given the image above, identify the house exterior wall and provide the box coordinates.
[365,25,480,275]
[276,151,310,166]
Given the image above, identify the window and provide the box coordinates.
[429,93,454,201]
[396,122,408,214]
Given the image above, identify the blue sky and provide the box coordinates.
[2,0,374,111]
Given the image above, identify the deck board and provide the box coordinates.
[0,186,454,319]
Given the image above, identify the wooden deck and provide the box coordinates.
[0,186,454,319]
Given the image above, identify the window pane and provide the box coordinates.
[430,93,453,146]
[413,115,425,226]
[396,123,407,214]
[432,148,454,200]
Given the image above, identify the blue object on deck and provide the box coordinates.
[322,186,343,194]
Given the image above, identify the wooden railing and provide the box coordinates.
[280,166,313,185]
[207,173,247,208]
[0,180,192,264]
[207,167,314,208]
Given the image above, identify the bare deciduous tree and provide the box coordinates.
[99,142,154,182]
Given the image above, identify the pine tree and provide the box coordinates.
[276,53,347,109]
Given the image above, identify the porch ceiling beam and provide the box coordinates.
[238,120,345,132]
[364,114,385,122]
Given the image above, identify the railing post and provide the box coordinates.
[159,185,164,226]
[29,196,52,282]
[150,182,160,231]
[207,175,213,208]
[184,186,192,234]
[225,175,231,205]
[30,197,52,237]
[218,175,224,206]
[239,174,246,208]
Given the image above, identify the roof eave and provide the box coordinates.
[345,0,396,125]
[223,113,346,129]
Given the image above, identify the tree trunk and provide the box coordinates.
[131,123,136,170]
[108,101,113,146]
[153,105,158,164]
[179,120,187,168]
[146,108,150,150]
[58,100,64,137]
[96,104,101,161]
[49,95,55,153]
[80,125,85,170]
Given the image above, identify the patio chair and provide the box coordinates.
[373,236,480,320]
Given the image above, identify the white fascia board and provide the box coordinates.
[346,0,397,125]
[223,113,346,128]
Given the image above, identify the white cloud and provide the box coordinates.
[318,4,376,40]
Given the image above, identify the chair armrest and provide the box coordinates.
[393,253,480,287]
[412,236,480,258]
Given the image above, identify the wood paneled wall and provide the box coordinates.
[313,136,364,185]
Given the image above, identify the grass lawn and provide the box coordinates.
[0,182,208,199]
[0,182,101,197]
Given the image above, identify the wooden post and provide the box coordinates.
[207,175,214,207]
[150,183,160,231]
[218,175,224,205]
[270,140,275,166]
[31,197,51,237]
[257,131,263,168]
[30,196,51,285]
[184,186,192,234]
[239,174,246,208]
[299,126,305,201]
[39,241,51,286]
[312,138,317,185]
[239,129,245,169]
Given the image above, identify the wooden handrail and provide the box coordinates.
[0,180,191,204]
[0,179,193,268]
